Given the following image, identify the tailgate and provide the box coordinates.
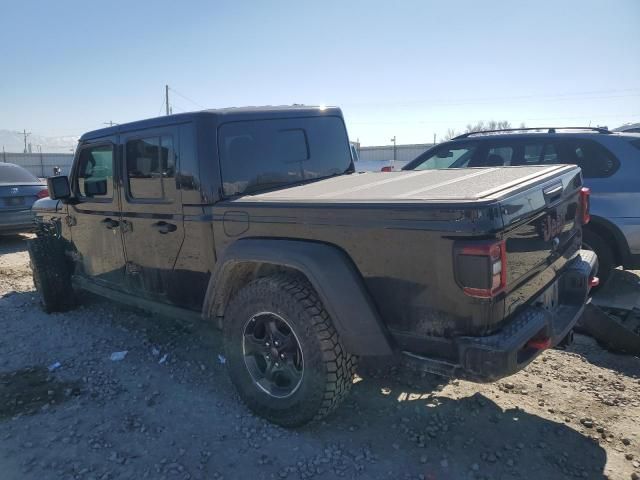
[500,167,584,290]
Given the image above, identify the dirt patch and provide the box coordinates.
[0,366,81,420]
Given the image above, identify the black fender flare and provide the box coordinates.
[203,238,394,356]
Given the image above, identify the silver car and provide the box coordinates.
[403,127,640,282]
[0,163,48,235]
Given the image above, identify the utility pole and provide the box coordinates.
[433,133,436,145]
[20,129,31,153]
[165,85,170,115]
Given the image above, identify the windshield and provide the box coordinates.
[219,116,352,197]
[406,143,479,170]
[0,163,40,184]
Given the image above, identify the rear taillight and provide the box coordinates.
[36,188,49,199]
[381,166,393,172]
[455,239,507,298]
[579,187,590,225]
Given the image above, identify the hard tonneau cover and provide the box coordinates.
[234,165,577,204]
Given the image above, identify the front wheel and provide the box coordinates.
[223,274,357,427]
[28,234,75,313]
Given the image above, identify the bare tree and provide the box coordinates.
[441,120,523,141]
[443,128,459,141]
[465,120,512,133]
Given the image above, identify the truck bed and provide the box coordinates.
[234,165,576,204]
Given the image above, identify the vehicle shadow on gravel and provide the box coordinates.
[568,333,640,378]
[323,375,609,479]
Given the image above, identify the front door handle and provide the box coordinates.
[152,221,177,234]
[101,218,120,229]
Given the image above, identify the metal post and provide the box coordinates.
[390,136,396,170]
[38,146,44,177]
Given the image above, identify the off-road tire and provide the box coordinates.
[223,274,357,427]
[28,234,75,313]
[582,228,614,286]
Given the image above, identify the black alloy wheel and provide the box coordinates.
[242,312,304,398]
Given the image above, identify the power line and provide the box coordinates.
[349,113,639,126]
[168,86,205,109]
[341,88,640,109]
[157,96,166,117]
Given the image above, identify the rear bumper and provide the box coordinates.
[0,209,35,234]
[403,249,598,382]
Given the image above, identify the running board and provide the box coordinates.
[72,275,203,323]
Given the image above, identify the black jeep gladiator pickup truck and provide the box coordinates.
[31,106,597,426]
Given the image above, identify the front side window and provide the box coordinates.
[480,146,514,166]
[409,143,479,170]
[520,142,560,165]
[219,116,351,196]
[76,144,113,199]
[126,135,175,200]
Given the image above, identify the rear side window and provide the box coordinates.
[76,144,114,199]
[560,140,619,178]
[0,163,39,183]
[218,116,351,196]
[126,135,176,200]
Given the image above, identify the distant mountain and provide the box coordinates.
[0,129,79,154]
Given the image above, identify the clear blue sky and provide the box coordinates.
[1,0,639,145]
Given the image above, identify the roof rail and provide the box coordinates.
[452,126,611,140]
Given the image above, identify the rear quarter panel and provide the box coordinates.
[585,136,640,254]
[212,201,505,341]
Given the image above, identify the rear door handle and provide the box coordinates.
[101,218,120,229]
[152,221,177,234]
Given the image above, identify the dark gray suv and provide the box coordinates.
[404,127,640,281]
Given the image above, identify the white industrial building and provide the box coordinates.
[358,143,434,163]
[2,152,74,178]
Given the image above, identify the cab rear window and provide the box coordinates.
[218,116,351,196]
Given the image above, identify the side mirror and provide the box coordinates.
[47,175,71,200]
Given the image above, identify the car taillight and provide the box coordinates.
[381,166,393,172]
[36,188,49,199]
[454,239,507,298]
[579,187,590,225]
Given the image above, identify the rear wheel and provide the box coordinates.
[582,229,615,286]
[223,274,357,427]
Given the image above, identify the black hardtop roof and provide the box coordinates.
[80,105,342,141]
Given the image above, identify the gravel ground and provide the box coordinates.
[1,234,639,480]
